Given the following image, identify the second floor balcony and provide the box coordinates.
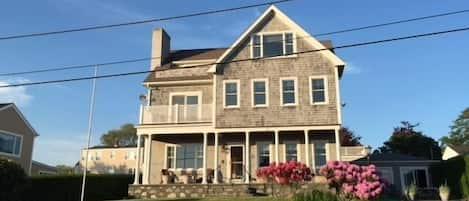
[141,104,212,124]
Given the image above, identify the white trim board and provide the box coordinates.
[208,5,345,73]
[251,78,269,107]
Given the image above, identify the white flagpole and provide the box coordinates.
[80,65,98,201]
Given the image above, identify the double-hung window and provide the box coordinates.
[280,78,297,106]
[251,32,295,58]
[285,141,298,162]
[224,80,240,108]
[166,146,176,169]
[257,142,270,167]
[252,79,268,107]
[0,131,22,156]
[310,76,328,104]
[314,142,327,171]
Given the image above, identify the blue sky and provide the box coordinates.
[0,0,468,166]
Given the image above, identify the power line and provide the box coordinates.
[1,26,468,88]
[0,0,292,41]
[314,9,469,37]
[1,8,468,77]
[0,57,154,76]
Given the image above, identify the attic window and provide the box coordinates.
[251,32,295,58]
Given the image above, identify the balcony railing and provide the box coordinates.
[340,146,367,161]
[141,104,212,124]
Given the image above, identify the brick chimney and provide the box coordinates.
[150,28,170,70]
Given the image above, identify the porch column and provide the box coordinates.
[335,128,341,161]
[274,130,279,163]
[133,134,142,184]
[245,132,250,183]
[214,132,219,184]
[143,134,153,184]
[202,132,208,184]
[304,130,310,167]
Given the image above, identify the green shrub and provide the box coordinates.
[23,174,133,201]
[0,158,28,201]
[431,155,469,199]
[293,190,343,201]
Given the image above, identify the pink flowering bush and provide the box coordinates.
[256,161,312,185]
[319,161,386,200]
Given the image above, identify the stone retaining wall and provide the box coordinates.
[129,183,325,199]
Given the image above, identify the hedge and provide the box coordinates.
[23,174,133,201]
[431,155,469,199]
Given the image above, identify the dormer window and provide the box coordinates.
[251,32,295,58]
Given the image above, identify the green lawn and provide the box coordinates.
[111,197,276,201]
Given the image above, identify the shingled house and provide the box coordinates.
[131,5,365,188]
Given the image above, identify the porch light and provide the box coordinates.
[139,94,147,105]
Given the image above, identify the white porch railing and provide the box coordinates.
[141,104,212,124]
[340,146,367,161]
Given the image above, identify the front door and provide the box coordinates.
[230,146,244,181]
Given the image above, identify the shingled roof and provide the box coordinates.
[449,144,469,155]
[143,40,338,83]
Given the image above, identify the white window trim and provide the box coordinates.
[164,143,204,171]
[256,141,272,168]
[399,166,430,192]
[283,140,300,162]
[0,130,23,158]
[251,78,269,107]
[223,80,241,109]
[279,77,298,106]
[309,75,329,105]
[311,140,329,171]
[250,31,297,59]
[168,91,203,122]
[164,144,177,170]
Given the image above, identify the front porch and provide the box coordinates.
[132,126,367,186]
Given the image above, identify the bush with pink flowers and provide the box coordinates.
[319,161,386,200]
[256,161,312,185]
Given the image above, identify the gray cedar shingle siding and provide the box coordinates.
[215,11,339,128]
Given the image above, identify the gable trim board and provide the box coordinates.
[208,5,345,73]
[0,104,39,137]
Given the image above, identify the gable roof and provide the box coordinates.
[0,103,12,109]
[169,48,227,62]
[208,5,345,73]
[448,144,469,155]
[0,103,39,137]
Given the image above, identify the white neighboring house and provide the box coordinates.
[78,145,144,174]
[442,144,469,160]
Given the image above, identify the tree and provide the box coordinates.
[377,121,442,160]
[339,127,362,146]
[100,123,137,146]
[441,107,469,146]
[0,158,28,201]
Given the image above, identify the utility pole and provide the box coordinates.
[80,65,98,201]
